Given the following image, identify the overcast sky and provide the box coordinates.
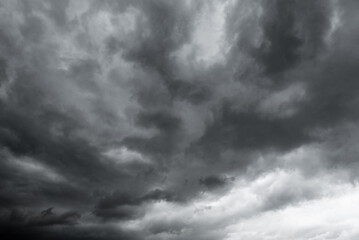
[1,0,359,239]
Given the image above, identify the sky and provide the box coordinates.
[1,0,359,239]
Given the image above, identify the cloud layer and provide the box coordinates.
[1,0,359,239]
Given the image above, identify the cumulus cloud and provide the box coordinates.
[0,0,359,239]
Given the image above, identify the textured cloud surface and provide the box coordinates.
[1,0,359,239]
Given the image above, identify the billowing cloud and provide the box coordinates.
[1,0,359,239]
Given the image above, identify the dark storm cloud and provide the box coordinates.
[0,207,81,239]
[121,1,194,68]
[1,0,359,239]
[258,0,330,75]
[0,103,122,184]
[194,105,310,155]
[188,0,358,166]
[93,188,179,220]
[1,215,140,240]
[199,175,228,189]
[28,208,80,227]
[0,0,152,227]
[259,0,304,75]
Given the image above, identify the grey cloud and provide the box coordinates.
[259,181,318,212]
[123,110,182,155]
[147,219,188,235]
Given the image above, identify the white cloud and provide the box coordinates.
[117,164,359,240]
[103,147,151,165]
[172,0,230,69]
[226,183,359,240]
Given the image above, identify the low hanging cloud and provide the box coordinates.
[1,0,359,239]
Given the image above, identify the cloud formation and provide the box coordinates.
[1,0,359,239]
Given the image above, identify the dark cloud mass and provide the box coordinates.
[1,0,359,239]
